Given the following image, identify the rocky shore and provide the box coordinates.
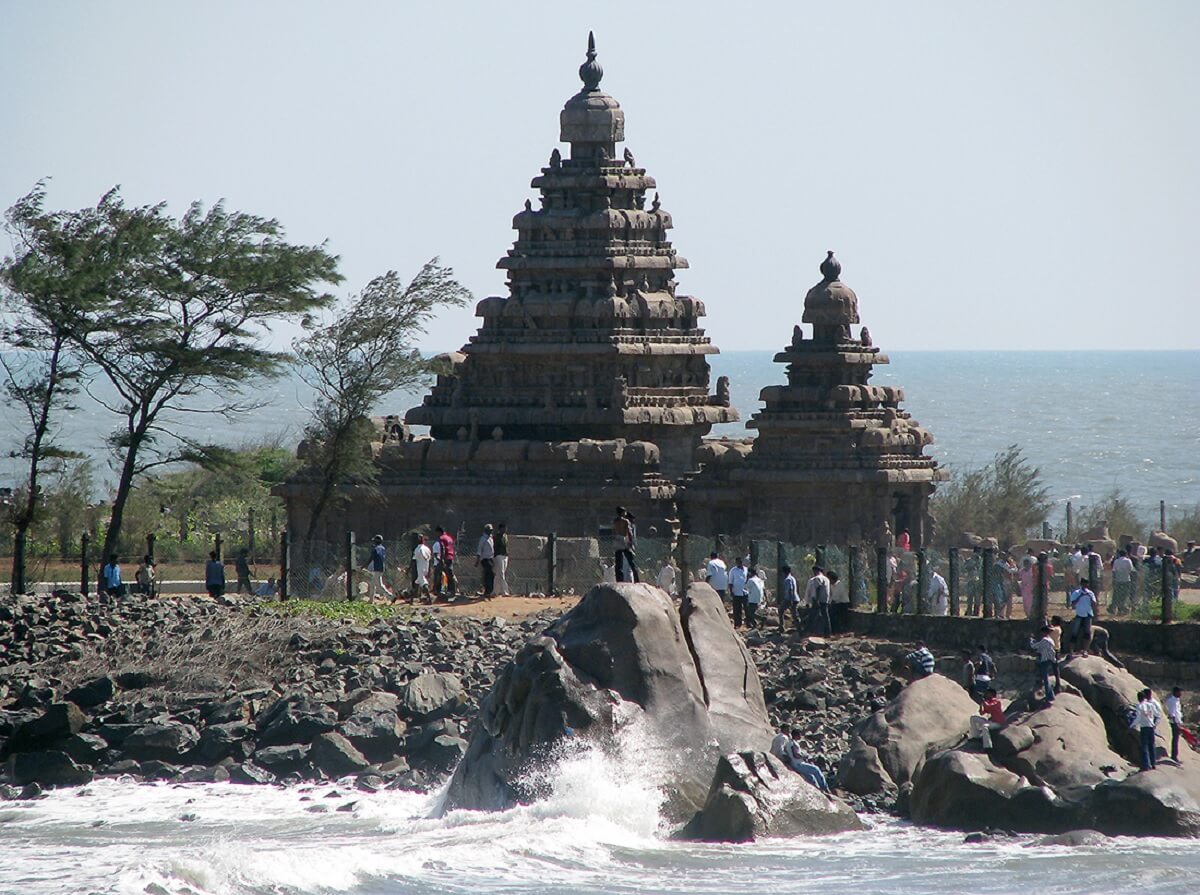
[0,590,898,806]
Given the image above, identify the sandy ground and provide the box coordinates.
[420,593,581,619]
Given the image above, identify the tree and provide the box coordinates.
[4,185,342,560]
[293,260,471,544]
[931,445,1052,548]
[1,183,91,591]
[1074,490,1145,543]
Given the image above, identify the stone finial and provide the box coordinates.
[820,250,841,282]
[579,31,603,91]
[549,148,562,169]
[861,326,872,347]
[524,199,532,212]
[792,324,804,345]
[716,376,731,407]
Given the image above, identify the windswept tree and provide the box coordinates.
[4,185,342,560]
[931,444,1052,548]
[293,260,471,545]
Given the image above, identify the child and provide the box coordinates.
[970,688,1005,750]
[1029,625,1057,704]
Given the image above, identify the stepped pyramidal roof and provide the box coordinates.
[407,33,737,475]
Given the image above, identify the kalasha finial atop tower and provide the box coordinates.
[820,250,842,282]
[579,31,603,90]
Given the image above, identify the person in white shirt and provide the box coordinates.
[1165,687,1184,762]
[705,553,729,598]
[1067,579,1098,657]
[745,568,766,628]
[769,725,791,761]
[828,571,849,632]
[476,525,496,596]
[728,556,749,628]
[412,535,433,600]
[804,565,832,636]
[927,569,949,616]
[1029,625,1057,704]
[656,560,678,597]
[1111,550,1134,614]
[1136,687,1162,771]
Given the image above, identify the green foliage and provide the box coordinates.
[259,598,417,623]
[1167,505,1200,545]
[1074,490,1146,543]
[931,445,1052,549]
[2,184,342,558]
[293,260,471,542]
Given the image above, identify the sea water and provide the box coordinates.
[0,351,1196,521]
[3,735,1200,895]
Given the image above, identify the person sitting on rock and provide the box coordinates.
[961,649,985,701]
[1052,614,1123,668]
[969,687,1006,750]
[905,641,935,679]
[786,727,831,793]
[770,724,791,761]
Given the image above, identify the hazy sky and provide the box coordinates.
[2,2,1197,352]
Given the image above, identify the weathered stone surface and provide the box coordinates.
[441,582,774,820]
[256,694,338,746]
[7,702,86,753]
[676,752,863,841]
[397,673,465,722]
[838,674,976,794]
[65,676,115,708]
[121,722,200,762]
[310,732,370,778]
[253,744,311,774]
[11,750,93,788]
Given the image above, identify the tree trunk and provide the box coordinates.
[102,428,144,561]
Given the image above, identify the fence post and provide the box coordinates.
[248,507,256,561]
[1066,501,1074,540]
[1161,555,1174,624]
[146,533,156,564]
[1160,500,1167,533]
[80,532,90,596]
[345,531,356,601]
[13,530,26,596]
[916,548,929,615]
[982,547,995,619]
[1035,552,1049,622]
[280,529,291,600]
[1088,553,1101,606]
[548,532,558,596]
[948,548,960,616]
[875,546,888,614]
[776,541,786,609]
[848,544,861,607]
[749,539,761,574]
[214,532,223,561]
[715,533,725,560]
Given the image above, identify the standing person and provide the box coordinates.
[1165,687,1184,763]
[612,507,640,583]
[777,564,801,633]
[927,567,949,616]
[493,523,510,596]
[963,548,982,616]
[205,551,226,599]
[100,554,123,598]
[828,570,849,631]
[1069,545,1087,590]
[896,528,911,552]
[476,524,496,596]
[412,535,433,601]
[805,564,832,636]
[976,644,997,693]
[904,641,936,679]
[363,535,393,601]
[1067,578,1098,657]
[961,649,983,700]
[135,555,155,596]
[1111,549,1134,614]
[235,548,254,595]
[656,558,678,597]
[435,527,458,597]
[1029,625,1057,705]
[705,552,729,600]
[990,553,1012,619]
[745,568,766,628]
[728,556,749,628]
[1019,555,1036,618]
[1046,615,1064,692]
[1136,688,1162,771]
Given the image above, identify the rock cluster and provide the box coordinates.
[0,590,553,795]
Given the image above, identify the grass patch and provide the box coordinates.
[1130,600,1200,623]
[257,599,417,623]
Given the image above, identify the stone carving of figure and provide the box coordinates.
[716,375,731,407]
[598,146,610,161]
[861,326,872,347]
[524,198,532,212]
[491,426,504,441]
[792,324,804,345]
[468,409,479,443]
[623,147,635,168]
[549,148,561,170]
[612,374,628,406]
[650,192,661,212]
[450,378,464,408]
[456,426,468,442]
[544,385,556,412]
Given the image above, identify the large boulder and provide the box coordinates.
[838,674,977,794]
[6,702,86,753]
[440,582,775,820]
[676,752,863,841]
[397,673,465,721]
[256,693,338,746]
[121,722,200,763]
[10,750,93,788]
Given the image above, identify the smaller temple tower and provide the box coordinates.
[683,252,942,545]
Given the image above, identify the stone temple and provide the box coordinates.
[279,35,941,547]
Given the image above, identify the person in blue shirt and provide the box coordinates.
[1067,578,1098,657]
[776,564,800,633]
[100,554,123,598]
[728,556,749,628]
[363,535,393,601]
[205,551,226,598]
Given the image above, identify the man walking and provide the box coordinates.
[705,552,728,600]
[777,564,800,633]
[1136,688,1162,771]
[745,568,765,628]
[476,524,496,596]
[100,553,123,598]
[494,523,510,595]
[728,556,749,627]
[1166,687,1184,763]
[612,507,639,583]
[1029,624,1057,704]
[205,551,226,599]
[235,548,254,595]
[435,526,457,597]
[927,566,949,616]
[363,535,393,601]
[805,564,832,636]
[1067,577,1098,657]
[412,534,433,600]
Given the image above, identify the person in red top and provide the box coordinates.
[434,527,458,598]
[896,529,911,552]
[969,687,1006,750]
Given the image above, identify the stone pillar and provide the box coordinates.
[848,544,861,607]
[876,546,888,614]
[1035,552,1049,623]
[345,530,355,602]
[280,530,291,601]
[982,547,996,619]
[916,548,929,615]
[1162,555,1174,625]
[948,548,960,617]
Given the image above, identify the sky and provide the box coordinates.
[1,1,1197,352]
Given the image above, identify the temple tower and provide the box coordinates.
[407,34,737,476]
